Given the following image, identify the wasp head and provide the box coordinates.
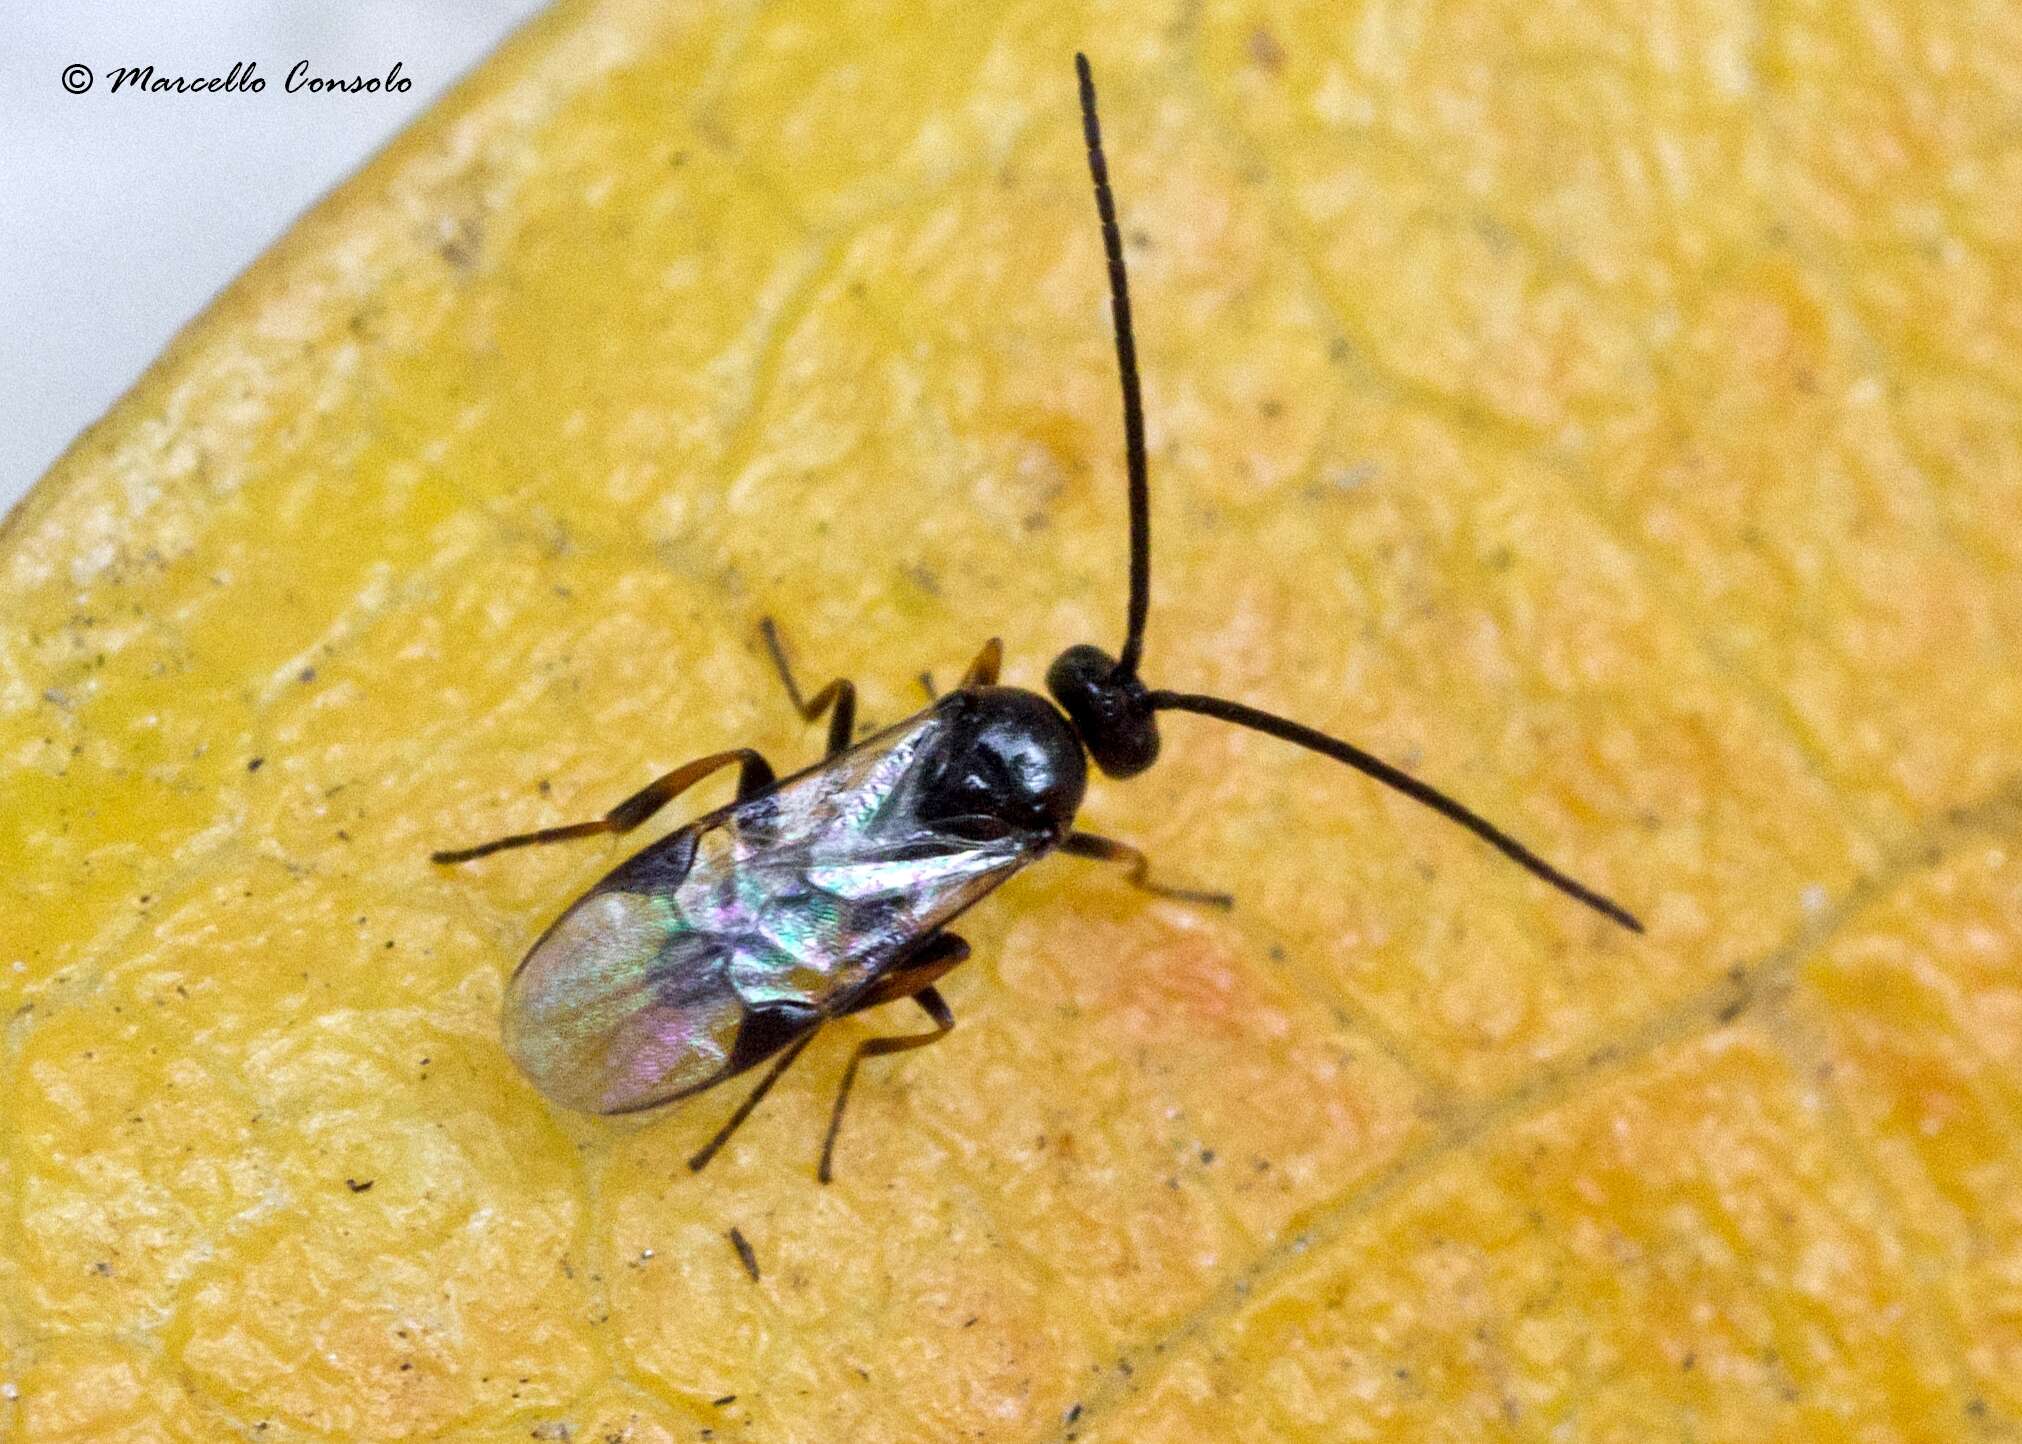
[1046,643,1160,779]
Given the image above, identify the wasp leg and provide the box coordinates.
[841,932,971,1015]
[686,1028,819,1174]
[430,748,776,864]
[917,669,939,702]
[819,934,969,1183]
[957,637,1003,689]
[1059,831,1234,909]
[759,616,857,757]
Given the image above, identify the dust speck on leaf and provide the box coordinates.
[728,1226,760,1281]
[1247,26,1286,72]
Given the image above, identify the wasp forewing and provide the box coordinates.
[502,704,1050,1115]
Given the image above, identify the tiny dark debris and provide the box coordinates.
[728,1225,760,1282]
[345,1178,374,1193]
[1247,25,1286,72]
[247,756,264,772]
[711,1395,736,1408]
[438,217,483,272]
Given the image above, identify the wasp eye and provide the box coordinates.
[1046,644,1160,779]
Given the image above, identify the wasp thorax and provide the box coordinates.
[1046,643,1161,779]
[916,687,1089,840]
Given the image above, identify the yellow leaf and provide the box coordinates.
[6,0,2019,1438]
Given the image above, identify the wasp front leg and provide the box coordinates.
[758,616,858,758]
[1059,830,1232,909]
[957,637,1003,688]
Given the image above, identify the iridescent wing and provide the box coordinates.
[499,707,1050,1116]
[502,882,749,1114]
[684,707,1050,1012]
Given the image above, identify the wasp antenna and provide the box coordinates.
[1075,53,1151,680]
[1145,690,1645,932]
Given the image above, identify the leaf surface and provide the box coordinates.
[4,1,2019,1439]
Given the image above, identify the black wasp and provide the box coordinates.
[433,54,1642,1183]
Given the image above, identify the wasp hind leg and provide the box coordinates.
[430,748,777,864]
[686,1015,821,1175]
[759,616,857,758]
[819,932,969,1184]
[1059,830,1233,909]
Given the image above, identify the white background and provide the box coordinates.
[0,1,549,515]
